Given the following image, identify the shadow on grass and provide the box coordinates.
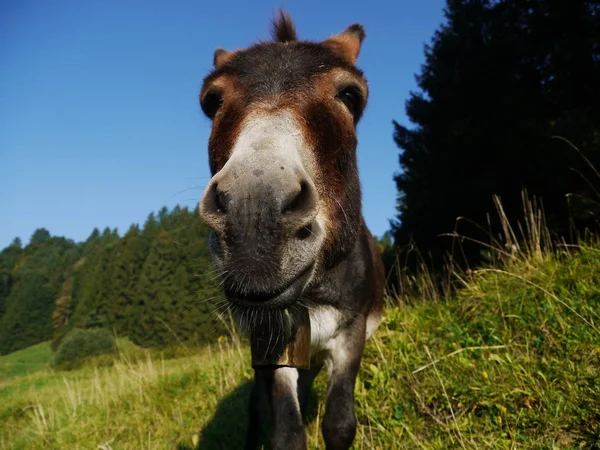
[199,380,253,449]
[176,378,320,450]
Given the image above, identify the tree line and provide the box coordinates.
[0,207,224,355]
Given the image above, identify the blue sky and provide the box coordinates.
[0,0,446,249]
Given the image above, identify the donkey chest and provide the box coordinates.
[309,306,344,356]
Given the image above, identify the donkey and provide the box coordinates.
[198,13,384,450]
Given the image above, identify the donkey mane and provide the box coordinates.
[271,11,298,43]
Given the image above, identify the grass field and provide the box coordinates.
[1,237,599,449]
[0,342,53,381]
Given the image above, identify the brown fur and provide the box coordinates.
[213,48,235,69]
[199,75,248,174]
[323,24,366,65]
[271,10,298,42]
[201,57,368,266]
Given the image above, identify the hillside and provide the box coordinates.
[1,237,598,449]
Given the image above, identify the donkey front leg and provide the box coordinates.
[322,319,366,450]
[268,367,307,449]
[247,367,307,450]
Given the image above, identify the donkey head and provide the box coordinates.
[199,13,368,310]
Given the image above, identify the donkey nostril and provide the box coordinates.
[214,184,230,214]
[199,181,228,232]
[283,181,313,215]
[296,224,313,240]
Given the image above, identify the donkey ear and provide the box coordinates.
[213,48,234,68]
[322,24,366,65]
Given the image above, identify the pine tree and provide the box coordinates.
[30,228,51,246]
[0,234,76,354]
[70,241,115,329]
[52,276,74,349]
[393,0,600,269]
[131,229,182,347]
[0,270,12,319]
[108,224,146,334]
[173,208,225,344]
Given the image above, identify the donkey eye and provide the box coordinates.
[201,91,223,119]
[336,86,363,118]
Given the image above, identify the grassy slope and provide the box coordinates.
[0,342,52,380]
[1,243,599,449]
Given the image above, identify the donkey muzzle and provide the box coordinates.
[199,117,324,307]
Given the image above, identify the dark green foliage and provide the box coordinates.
[393,0,600,269]
[0,239,23,320]
[0,205,223,355]
[0,238,24,273]
[0,270,12,319]
[141,212,159,246]
[71,242,117,330]
[0,236,78,354]
[52,328,116,370]
[130,209,225,348]
[29,228,51,246]
[108,225,145,335]
[374,231,395,281]
[0,273,55,354]
[51,276,75,351]
[82,228,100,254]
[130,229,183,347]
